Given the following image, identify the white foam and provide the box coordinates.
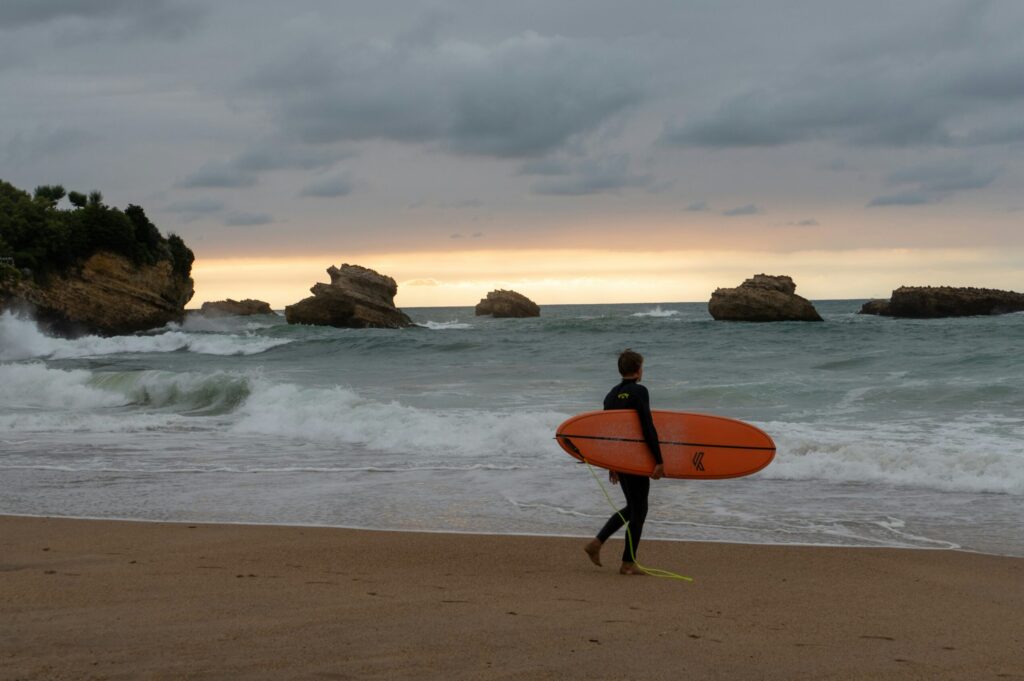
[173,314,282,333]
[421,320,473,330]
[0,363,254,432]
[0,311,291,359]
[759,419,1024,495]
[631,306,680,318]
[232,379,565,459]
[0,312,59,361]
[0,363,129,410]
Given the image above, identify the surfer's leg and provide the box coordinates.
[590,492,631,566]
[618,474,650,565]
[595,507,628,543]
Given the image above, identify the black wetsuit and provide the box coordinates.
[595,379,663,562]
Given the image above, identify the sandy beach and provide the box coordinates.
[1,515,1021,681]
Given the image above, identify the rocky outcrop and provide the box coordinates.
[859,286,1024,318]
[200,298,273,317]
[859,299,891,316]
[0,251,194,336]
[708,274,822,322]
[284,264,413,329]
[475,290,540,318]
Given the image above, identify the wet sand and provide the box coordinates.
[1,515,1021,680]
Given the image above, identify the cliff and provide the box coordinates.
[0,251,194,336]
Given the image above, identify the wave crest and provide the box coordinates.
[0,311,291,360]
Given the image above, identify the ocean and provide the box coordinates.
[1,301,1021,557]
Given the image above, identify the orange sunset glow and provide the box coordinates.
[192,247,1024,309]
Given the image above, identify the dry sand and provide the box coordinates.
[1,515,1021,680]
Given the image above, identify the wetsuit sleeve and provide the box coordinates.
[635,386,663,465]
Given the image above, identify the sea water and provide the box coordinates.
[1,302,1021,556]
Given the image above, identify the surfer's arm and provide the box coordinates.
[635,387,664,465]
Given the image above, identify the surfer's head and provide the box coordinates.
[618,349,644,379]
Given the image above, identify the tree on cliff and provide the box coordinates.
[0,179,194,282]
[34,185,66,207]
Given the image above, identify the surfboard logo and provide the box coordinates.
[692,451,705,471]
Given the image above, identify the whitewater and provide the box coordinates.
[1,302,1022,556]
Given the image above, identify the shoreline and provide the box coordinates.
[5,511,1014,558]
[2,514,1021,680]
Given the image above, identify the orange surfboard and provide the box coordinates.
[556,410,775,479]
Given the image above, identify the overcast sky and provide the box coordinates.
[2,0,1022,305]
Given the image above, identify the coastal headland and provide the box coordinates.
[2,515,1021,680]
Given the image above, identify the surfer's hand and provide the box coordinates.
[651,464,664,480]
[609,471,619,485]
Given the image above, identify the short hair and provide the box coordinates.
[618,349,644,376]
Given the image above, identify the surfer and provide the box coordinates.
[585,349,664,575]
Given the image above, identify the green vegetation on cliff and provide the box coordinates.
[0,180,194,282]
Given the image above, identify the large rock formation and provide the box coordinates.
[200,298,273,317]
[708,274,822,322]
[0,251,194,336]
[859,286,1024,318]
[285,264,413,328]
[475,289,540,317]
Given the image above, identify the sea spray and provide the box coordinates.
[761,419,1024,496]
[232,380,563,459]
[0,311,291,360]
[630,306,681,318]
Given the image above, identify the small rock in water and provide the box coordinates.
[708,274,822,322]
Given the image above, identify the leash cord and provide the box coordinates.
[583,457,693,582]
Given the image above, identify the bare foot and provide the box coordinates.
[619,562,647,576]
[584,539,603,567]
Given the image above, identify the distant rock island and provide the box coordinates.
[708,274,822,322]
[0,181,194,336]
[475,290,540,317]
[285,264,413,329]
[200,299,273,317]
[859,286,1024,318]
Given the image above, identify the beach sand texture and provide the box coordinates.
[1,516,1021,681]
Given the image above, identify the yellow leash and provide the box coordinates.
[583,457,693,582]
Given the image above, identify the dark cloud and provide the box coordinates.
[661,3,1023,151]
[2,127,98,164]
[0,0,143,26]
[662,84,953,149]
[788,219,819,226]
[0,0,204,40]
[248,31,645,158]
[686,200,708,212]
[224,211,273,226]
[822,159,857,172]
[234,146,350,173]
[530,154,651,196]
[179,162,257,189]
[518,158,572,176]
[299,175,353,198]
[722,203,761,216]
[868,160,999,207]
[867,191,936,207]
[165,197,224,214]
[961,121,1024,146]
[181,142,350,189]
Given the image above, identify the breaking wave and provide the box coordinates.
[0,311,291,360]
